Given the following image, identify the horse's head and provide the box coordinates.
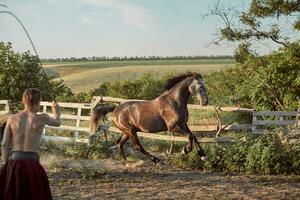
[188,74,208,106]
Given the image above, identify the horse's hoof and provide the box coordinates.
[200,156,207,161]
[125,163,130,167]
[181,147,188,155]
[153,158,161,165]
[197,150,206,157]
[121,160,128,166]
[156,160,165,166]
[181,149,185,155]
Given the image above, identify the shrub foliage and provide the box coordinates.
[169,135,300,175]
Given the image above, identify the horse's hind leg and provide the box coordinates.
[117,134,129,161]
[129,133,160,164]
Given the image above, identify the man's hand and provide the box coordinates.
[45,102,61,127]
[51,102,61,117]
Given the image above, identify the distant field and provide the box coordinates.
[43,59,235,93]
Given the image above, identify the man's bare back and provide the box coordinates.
[7,107,60,153]
[2,97,60,163]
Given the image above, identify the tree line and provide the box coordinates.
[41,55,234,63]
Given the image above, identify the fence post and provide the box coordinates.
[75,108,82,139]
[168,132,174,154]
[252,112,257,134]
[5,100,10,113]
[42,105,47,137]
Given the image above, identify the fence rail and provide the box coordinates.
[108,127,235,143]
[0,97,299,143]
[252,111,299,133]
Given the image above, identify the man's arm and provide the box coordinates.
[44,114,61,127]
[44,102,61,127]
[2,117,12,163]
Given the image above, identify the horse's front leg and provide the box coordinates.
[171,125,206,161]
[167,122,193,154]
[181,133,193,155]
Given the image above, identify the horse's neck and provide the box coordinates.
[167,81,190,107]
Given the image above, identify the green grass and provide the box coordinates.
[44,59,235,93]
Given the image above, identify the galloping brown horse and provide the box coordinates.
[91,73,209,164]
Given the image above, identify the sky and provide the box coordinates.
[0,0,253,58]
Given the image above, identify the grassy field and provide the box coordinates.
[44,59,235,93]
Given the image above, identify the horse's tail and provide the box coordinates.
[90,104,116,133]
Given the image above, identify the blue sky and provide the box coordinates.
[0,0,252,58]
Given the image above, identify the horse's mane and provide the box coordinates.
[164,72,202,91]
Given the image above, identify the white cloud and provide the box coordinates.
[81,0,156,34]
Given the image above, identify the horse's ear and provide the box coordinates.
[194,73,203,79]
[192,72,198,78]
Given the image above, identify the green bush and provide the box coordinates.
[285,143,300,175]
[245,136,285,174]
[91,73,168,100]
[168,134,300,175]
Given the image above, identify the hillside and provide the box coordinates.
[43,59,235,93]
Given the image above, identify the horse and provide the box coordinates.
[90,72,209,164]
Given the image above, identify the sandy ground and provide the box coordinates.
[42,157,300,200]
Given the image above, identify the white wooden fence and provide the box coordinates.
[0,100,10,115]
[0,97,299,143]
[39,101,91,143]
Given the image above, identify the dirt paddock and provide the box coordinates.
[42,157,300,200]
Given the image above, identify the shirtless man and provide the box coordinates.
[0,88,61,200]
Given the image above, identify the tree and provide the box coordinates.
[235,43,300,110]
[206,0,300,110]
[210,0,300,48]
[0,42,72,104]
